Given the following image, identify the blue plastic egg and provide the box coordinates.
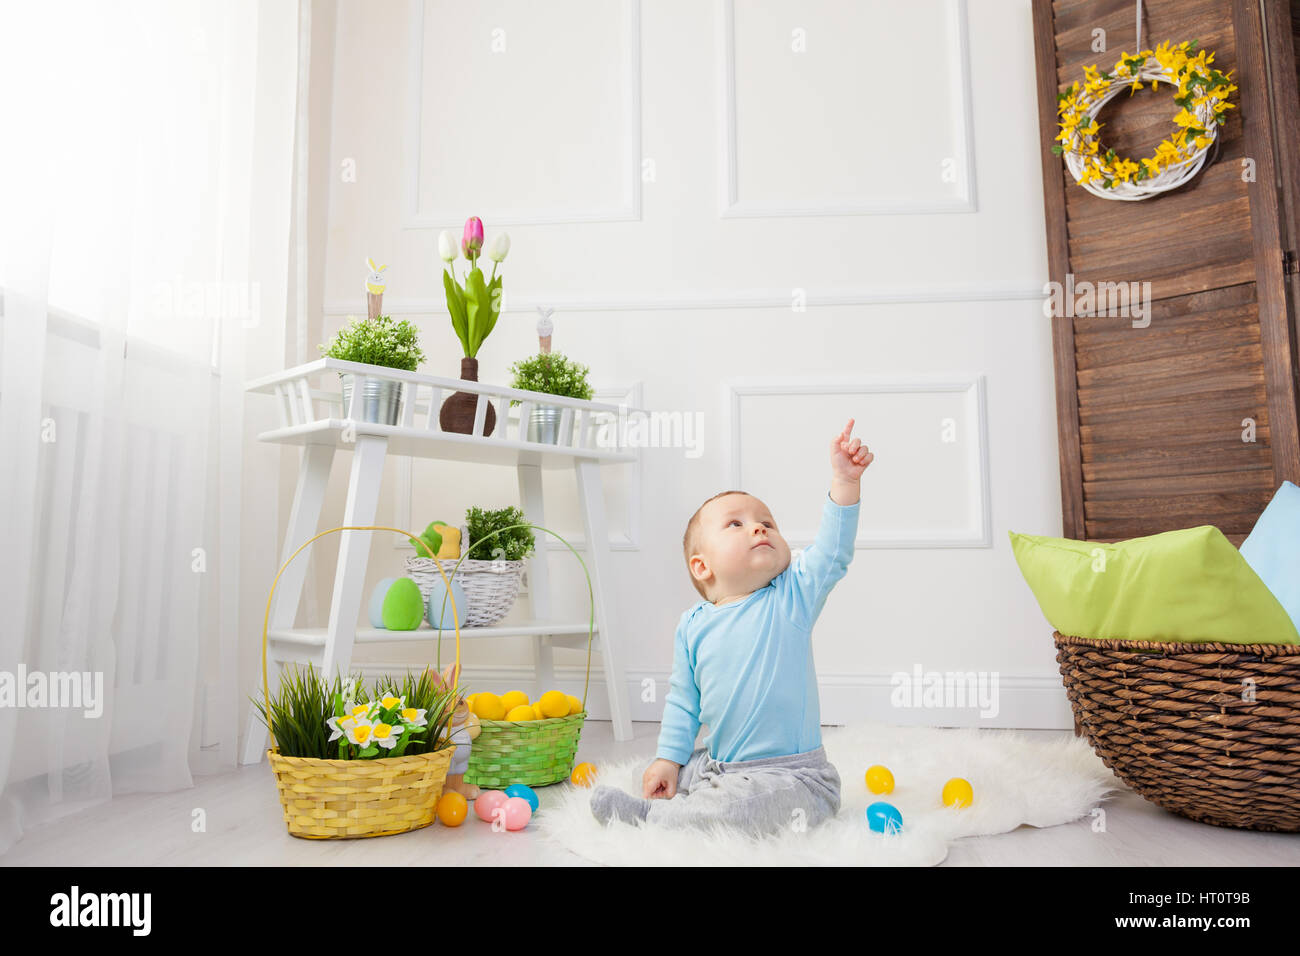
[426,576,469,630]
[503,783,539,812]
[367,577,397,629]
[866,801,904,834]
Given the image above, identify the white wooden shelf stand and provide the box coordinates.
[240,357,637,764]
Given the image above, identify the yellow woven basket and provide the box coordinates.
[268,748,454,839]
[261,526,463,840]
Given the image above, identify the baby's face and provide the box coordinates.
[692,493,791,600]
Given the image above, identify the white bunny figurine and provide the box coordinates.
[536,306,554,354]
[365,257,387,319]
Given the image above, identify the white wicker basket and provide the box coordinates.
[404,556,526,627]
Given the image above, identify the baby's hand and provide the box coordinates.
[830,418,873,482]
[643,758,681,800]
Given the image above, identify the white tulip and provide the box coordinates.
[437,230,457,262]
[486,232,511,262]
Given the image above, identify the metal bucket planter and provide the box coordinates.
[526,405,564,444]
[339,373,403,426]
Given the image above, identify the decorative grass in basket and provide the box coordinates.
[424,521,596,790]
[254,525,466,839]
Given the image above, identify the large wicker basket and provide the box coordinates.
[1054,631,1300,832]
[406,556,525,627]
[261,524,466,840]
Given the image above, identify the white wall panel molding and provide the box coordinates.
[403,0,642,228]
[718,0,977,217]
[725,375,992,548]
[324,280,1044,318]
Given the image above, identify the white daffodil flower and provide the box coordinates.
[371,722,402,750]
[347,703,370,721]
[345,719,375,749]
[326,713,359,742]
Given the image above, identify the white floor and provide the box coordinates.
[3,722,1298,866]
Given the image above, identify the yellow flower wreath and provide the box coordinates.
[1053,40,1236,194]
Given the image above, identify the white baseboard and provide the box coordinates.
[353,663,1077,730]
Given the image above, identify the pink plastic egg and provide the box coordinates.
[502,796,533,831]
[474,790,508,823]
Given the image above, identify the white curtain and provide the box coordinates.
[0,0,299,855]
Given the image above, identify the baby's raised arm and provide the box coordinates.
[776,419,872,628]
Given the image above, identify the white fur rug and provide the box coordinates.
[535,723,1119,866]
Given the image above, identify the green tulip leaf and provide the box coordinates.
[465,267,489,358]
[483,273,504,342]
[443,270,470,355]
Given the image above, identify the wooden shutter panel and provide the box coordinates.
[1032,0,1300,544]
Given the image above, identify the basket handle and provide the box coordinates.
[427,522,595,713]
[261,526,461,752]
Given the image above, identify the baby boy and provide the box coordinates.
[590,419,873,835]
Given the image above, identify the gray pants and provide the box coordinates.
[645,746,841,836]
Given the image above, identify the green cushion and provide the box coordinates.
[1008,525,1300,644]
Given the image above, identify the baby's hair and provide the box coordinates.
[683,490,748,599]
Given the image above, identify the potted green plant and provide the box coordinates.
[437,216,509,436]
[319,313,426,426]
[507,351,593,444]
[465,505,536,562]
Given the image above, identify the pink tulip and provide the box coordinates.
[461,216,484,260]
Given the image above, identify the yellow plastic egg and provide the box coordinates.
[539,690,569,718]
[865,765,895,795]
[471,692,506,721]
[565,694,583,716]
[942,777,974,809]
[531,703,545,720]
[506,704,535,722]
[500,690,530,712]
[571,762,598,787]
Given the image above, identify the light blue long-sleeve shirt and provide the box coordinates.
[656,492,860,765]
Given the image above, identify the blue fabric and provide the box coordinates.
[656,493,860,765]
[1240,481,1300,632]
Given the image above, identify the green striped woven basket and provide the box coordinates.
[465,711,586,788]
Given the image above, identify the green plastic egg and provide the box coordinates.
[381,577,424,630]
